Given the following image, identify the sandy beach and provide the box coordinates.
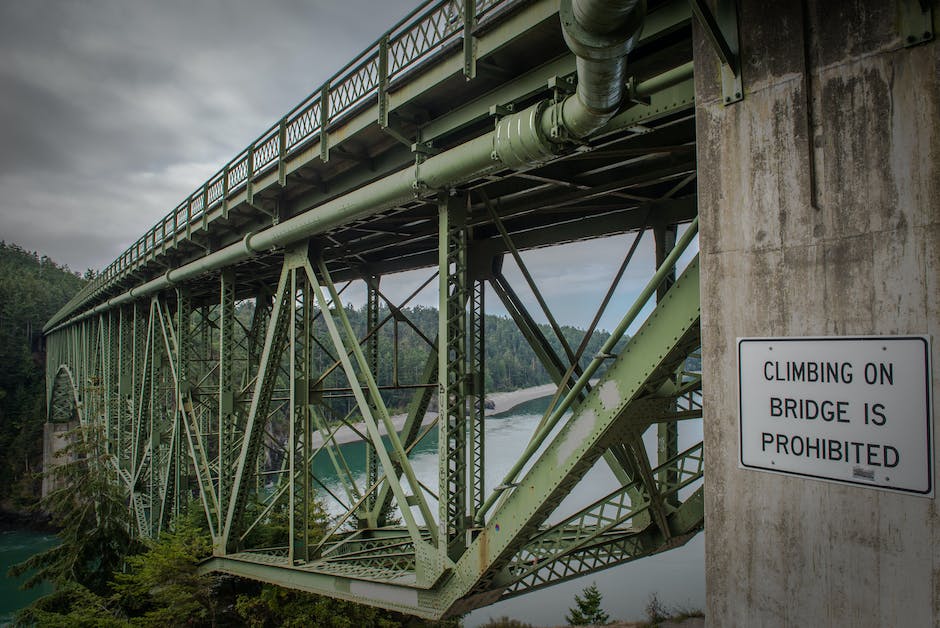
[311,382,557,448]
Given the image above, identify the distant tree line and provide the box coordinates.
[0,242,86,507]
[310,303,616,412]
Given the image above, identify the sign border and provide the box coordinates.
[737,335,933,497]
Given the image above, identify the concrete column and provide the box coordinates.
[42,421,78,498]
[695,1,939,625]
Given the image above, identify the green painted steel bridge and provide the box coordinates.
[44,0,714,618]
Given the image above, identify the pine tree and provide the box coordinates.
[565,581,610,625]
[9,424,142,594]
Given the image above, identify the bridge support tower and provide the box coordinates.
[696,1,939,625]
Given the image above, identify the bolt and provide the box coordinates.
[735,92,742,99]
[907,35,916,43]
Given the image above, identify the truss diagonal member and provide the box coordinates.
[222,263,293,551]
[372,345,439,525]
[304,257,438,551]
[311,405,363,508]
[481,194,577,366]
[489,268,637,489]
[440,256,701,615]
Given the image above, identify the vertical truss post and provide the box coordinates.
[144,298,159,538]
[468,277,485,522]
[300,275,312,562]
[117,307,127,472]
[462,0,477,79]
[438,193,470,561]
[654,224,679,508]
[219,271,236,520]
[378,36,390,128]
[176,288,192,520]
[131,302,145,479]
[288,269,299,563]
[365,275,381,521]
[289,268,312,563]
[320,83,331,162]
[103,311,114,454]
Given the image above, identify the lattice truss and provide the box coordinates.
[45,206,703,616]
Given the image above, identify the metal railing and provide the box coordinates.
[71,0,513,317]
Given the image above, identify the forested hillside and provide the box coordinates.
[324,303,615,411]
[0,242,86,506]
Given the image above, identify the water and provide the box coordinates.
[0,529,58,625]
[3,396,705,626]
[311,395,706,626]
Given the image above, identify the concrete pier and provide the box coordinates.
[696,1,939,625]
[42,421,77,499]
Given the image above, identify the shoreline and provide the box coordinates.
[311,382,557,448]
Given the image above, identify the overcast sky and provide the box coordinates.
[0,0,696,331]
[0,0,417,272]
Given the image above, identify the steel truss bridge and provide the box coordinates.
[44,0,714,618]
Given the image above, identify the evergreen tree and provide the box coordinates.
[565,581,610,626]
[110,520,219,625]
[8,424,142,595]
[0,242,85,504]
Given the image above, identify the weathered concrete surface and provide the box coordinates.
[695,1,939,626]
[42,421,77,498]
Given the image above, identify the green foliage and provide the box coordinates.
[240,492,331,549]
[110,521,218,625]
[235,583,409,628]
[565,581,610,626]
[12,582,126,627]
[642,593,703,627]
[9,425,142,595]
[0,242,85,504]
[478,617,535,628]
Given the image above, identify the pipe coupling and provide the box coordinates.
[560,0,645,62]
[492,100,556,169]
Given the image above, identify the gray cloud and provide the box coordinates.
[0,0,415,272]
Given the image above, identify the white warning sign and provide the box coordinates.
[738,336,933,496]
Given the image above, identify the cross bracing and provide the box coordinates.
[44,0,705,618]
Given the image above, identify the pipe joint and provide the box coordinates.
[560,0,645,62]
[493,100,556,169]
[242,231,260,254]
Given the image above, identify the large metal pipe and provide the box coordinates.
[44,135,500,333]
[494,0,645,167]
[46,1,648,333]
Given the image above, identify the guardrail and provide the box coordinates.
[65,0,512,322]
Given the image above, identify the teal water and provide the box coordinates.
[311,394,705,626]
[3,394,704,626]
[0,529,58,625]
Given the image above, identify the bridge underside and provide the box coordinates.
[44,0,706,618]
